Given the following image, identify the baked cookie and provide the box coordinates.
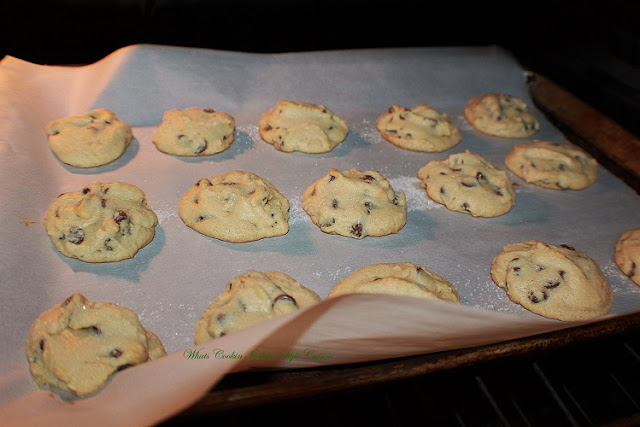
[151,107,235,156]
[505,140,598,190]
[302,168,406,239]
[178,171,290,243]
[417,150,515,217]
[491,240,614,321]
[464,93,540,138]
[194,270,322,343]
[44,182,158,263]
[258,100,348,153]
[327,262,461,303]
[614,228,640,287]
[46,109,133,168]
[26,293,166,397]
[375,104,462,152]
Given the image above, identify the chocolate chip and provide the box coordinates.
[332,199,339,208]
[101,198,107,208]
[272,294,298,309]
[462,202,470,212]
[110,349,123,358]
[361,175,375,183]
[82,188,90,194]
[544,280,560,289]
[263,124,272,131]
[216,313,226,322]
[388,106,396,113]
[528,291,547,303]
[203,108,215,113]
[197,179,212,187]
[62,295,74,306]
[350,223,363,238]
[392,196,399,205]
[328,175,336,182]
[39,340,45,351]
[321,218,336,227]
[114,210,128,223]
[513,266,521,272]
[559,270,565,279]
[440,187,446,195]
[194,139,208,154]
[476,171,486,182]
[364,201,372,213]
[629,262,637,278]
[196,216,205,222]
[494,189,504,196]
[461,182,476,188]
[67,228,84,244]
[105,238,113,251]
[533,264,545,271]
[221,181,237,186]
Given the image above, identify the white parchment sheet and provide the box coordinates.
[1,44,639,425]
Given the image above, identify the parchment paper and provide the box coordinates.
[1,44,639,425]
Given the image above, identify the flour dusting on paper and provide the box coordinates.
[389,176,442,212]
[288,195,307,225]
[352,118,383,145]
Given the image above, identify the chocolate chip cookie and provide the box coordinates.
[194,270,322,343]
[44,182,158,263]
[328,262,461,303]
[505,140,598,190]
[302,168,407,239]
[152,107,235,156]
[26,293,166,397]
[178,171,290,242]
[491,240,614,321]
[376,104,462,152]
[46,109,133,167]
[464,93,540,138]
[614,228,640,287]
[417,150,515,217]
[258,100,348,153]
